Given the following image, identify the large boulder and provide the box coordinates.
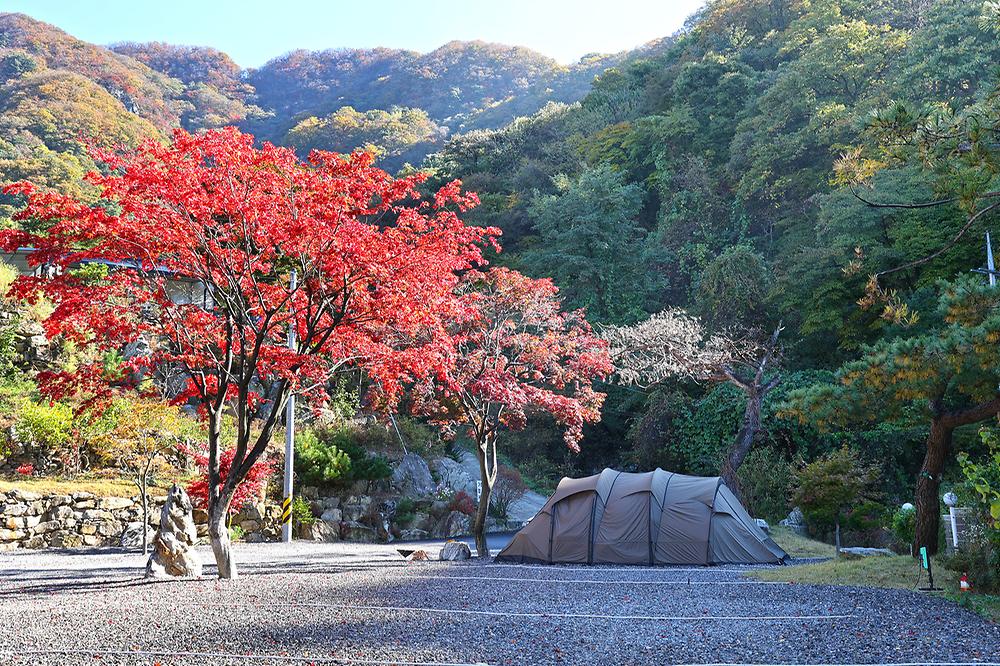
[439,540,472,561]
[146,484,202,578]
[430,456,476,495]
[392,453,435,497]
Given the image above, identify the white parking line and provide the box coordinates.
[265,601,853,622]
[0,649,489,666]
[390,574,788,585]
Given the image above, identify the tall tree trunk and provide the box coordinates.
[208,499,236,579]
[834,518,841,557]
[473,432,498,557]
[140,479,149,556]
[720,386,764,497]
[718,325,782,500]
[913,418,952,556]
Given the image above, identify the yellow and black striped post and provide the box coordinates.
[281,496,293,528]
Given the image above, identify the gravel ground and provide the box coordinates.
[1,541,998,666]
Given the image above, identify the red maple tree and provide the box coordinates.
[1,127,498,577]
[413,267,611,556]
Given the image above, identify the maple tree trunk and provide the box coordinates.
[209,499,237,579]
[140,480,149,556]
[720,386,764,500]
[473,435,497,558]
[913,418,951,556]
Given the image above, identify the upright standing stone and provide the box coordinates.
[146,484,202,578]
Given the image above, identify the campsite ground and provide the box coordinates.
[2,537,998,666]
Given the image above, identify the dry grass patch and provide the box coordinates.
[770,525,837,558]
[0,476,168,497]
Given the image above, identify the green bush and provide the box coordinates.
[15,401,73,452]
[891,505,916,551]
[295,424,393,490]
[291,496,316,528]
[736,446,793,523]
[295,429,351,488]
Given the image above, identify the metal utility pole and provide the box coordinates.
[281,269,297,543]
[971,231,998,286]
[988,231,996,287]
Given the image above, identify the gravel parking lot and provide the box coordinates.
[2,541,998,666]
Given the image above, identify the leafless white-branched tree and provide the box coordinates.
[602,309,783,496]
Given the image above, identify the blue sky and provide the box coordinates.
[6,0,706,67]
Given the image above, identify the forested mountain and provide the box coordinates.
[0,12,625,204]
[421,0,1000,507]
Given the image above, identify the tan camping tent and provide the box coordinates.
[496,469,788,565]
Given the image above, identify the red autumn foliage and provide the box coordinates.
[0,127,499,570]
[185,446,276,514]
[16,463,34,476]
[449,489,476,516]
[415,267,611,453]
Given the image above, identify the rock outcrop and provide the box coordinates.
[146,484,202,578]
[391,452,435,497]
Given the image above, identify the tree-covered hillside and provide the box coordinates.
[423,0,1000,528]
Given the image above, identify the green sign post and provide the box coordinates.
[918,546,941,591]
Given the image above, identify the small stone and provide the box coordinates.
[1,503,27,517]
[239,519,260,532]
[71,492,95,501]
[23,515,40,529]
[81,509,111,521]
[439,541,472,561]
[50,533,83,548]
[33,520,60,534]
[120,522,155,550]
[4,517,24,530]
[74,500,96,510]
[79,523,97,535]
[320,508,342,523]
[0,528,25,541]
[192,508,209,524]
[10,489,41,502]
[81,535,100,546]
[98,497,134,511]
[754,518,770,534]
[48,505,74,520]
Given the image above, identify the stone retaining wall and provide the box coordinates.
[0,489,283,551]
[0,489,164,551]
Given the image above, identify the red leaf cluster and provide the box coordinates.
[414,267,612,452]
[0,127,501,415]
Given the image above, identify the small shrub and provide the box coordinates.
[15,401,73,452]
[490,466,527,521]
[295,429,351,488]
[736,446,793,523]
[450,490,476,516]
[228,524,246,543]
[15,462,33,476]
[790,446,879,551]
[891,505,916,551]
[291,496,316,528]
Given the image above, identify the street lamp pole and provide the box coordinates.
[281,269,297,543]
